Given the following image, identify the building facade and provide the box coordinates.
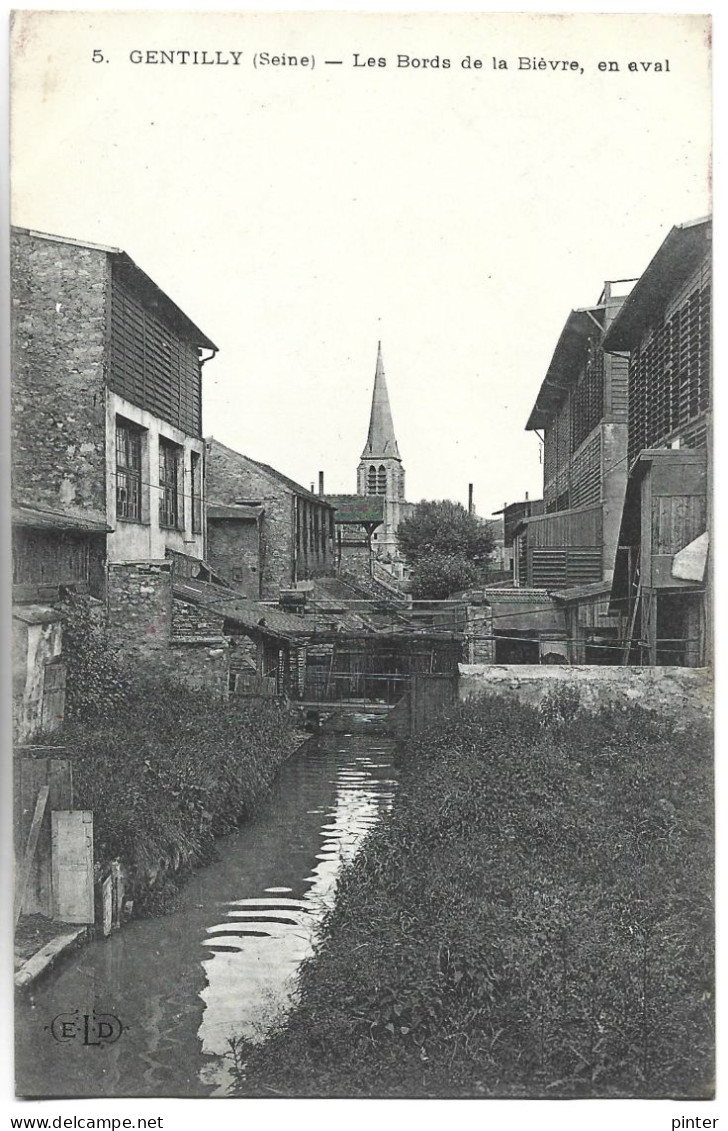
[11,227,216,578]
[11,227,223,717]
[604,218,711,666]
[520,281,631,591]
[206,439,335,598]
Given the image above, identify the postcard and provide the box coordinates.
[9,9,713,1119]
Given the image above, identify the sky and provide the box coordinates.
[10,11,711,518]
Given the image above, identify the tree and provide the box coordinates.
[397,500,495,599]
[410,553,481,600]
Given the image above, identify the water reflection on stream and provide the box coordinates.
[15,729,397,1098]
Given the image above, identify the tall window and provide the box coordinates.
[116,418,143,521]
[377,465,387,494]
[367,466,377,493]
[190,451,202,534]
[159,438,181,529]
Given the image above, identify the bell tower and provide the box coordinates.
[357,342,406,502]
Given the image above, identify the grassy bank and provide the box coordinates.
[233,693,713,1098]
[35,596,298,913]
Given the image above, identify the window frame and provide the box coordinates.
[115,418,144,523]
[159,437,182,530]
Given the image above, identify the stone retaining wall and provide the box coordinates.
[459,663,712,722]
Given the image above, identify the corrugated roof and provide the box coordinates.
[12,505,112,533]
[603,218,711,353]
[324,495,385,524]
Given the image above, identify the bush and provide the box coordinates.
[234,695,714,1098]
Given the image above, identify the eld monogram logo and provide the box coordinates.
[47,1010,124,1047]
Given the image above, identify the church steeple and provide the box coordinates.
[357,342,406,502]
[361,342,401,460]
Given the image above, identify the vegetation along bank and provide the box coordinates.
[35,595,299,916]
[233,691,713,1098]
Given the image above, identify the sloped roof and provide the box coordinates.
[603,218,711,353]
[13,227,217,351]
[526,308,603,431]
[208,439,333,507]
[12,604,63,625]
[12,505,111,533]
[249,458,335,506]
[172,576,314,639]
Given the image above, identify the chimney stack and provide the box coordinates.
[318,471,325,496]
[468,483,474,515]
[525,491,529,501]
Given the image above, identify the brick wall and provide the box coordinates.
[11,231,108,522]
[172,597,226,640]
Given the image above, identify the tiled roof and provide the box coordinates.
[172,577,313,638]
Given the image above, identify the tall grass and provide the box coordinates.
[233,693,713,1098]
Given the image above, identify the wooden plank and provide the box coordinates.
[14,786,50,925]
[38,759,74,916]
[41,661,67,733]
[19,759,48,914]
[52,811,95,925]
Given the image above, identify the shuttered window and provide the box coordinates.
[110,276,202,437]
[627,272,711,464]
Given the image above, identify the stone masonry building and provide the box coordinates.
[205,438,335,599]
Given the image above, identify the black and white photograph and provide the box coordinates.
[6,7,715,1122]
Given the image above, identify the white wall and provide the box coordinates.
[106,390,205,562]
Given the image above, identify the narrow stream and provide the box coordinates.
[15,728,397,1098]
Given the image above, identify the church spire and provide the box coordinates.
[361,342,401,460]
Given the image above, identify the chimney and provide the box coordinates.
[318,471,324,496]
[525,491,529,501]
[310,483,315,493]
[468,483,474,515]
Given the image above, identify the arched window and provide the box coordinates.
[367,466,377,493]
[377,465,387,494]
